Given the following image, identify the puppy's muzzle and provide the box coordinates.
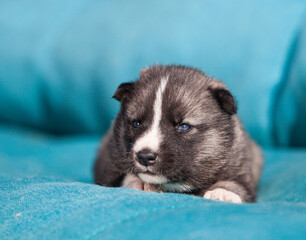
[137,149,158,166]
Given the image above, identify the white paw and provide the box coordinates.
[122,174,144,190]
[203,188,242,204]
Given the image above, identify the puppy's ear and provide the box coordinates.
[140,67,150,77]
[112,82,134,102]
[209,88,237,115]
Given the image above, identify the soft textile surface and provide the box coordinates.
[275,17,306,147]
[1,0,306,146]
[0,125,306,239]
[1,177,305,240]
[0,124,99,183]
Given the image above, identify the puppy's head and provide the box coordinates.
[113,65,237,191]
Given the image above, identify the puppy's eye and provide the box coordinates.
[132,121,141,128]
[178,123,190,131]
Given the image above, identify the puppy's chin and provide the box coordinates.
[137,172,168,185]
[133,162,168,184]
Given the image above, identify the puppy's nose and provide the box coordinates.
[137,150,158,166]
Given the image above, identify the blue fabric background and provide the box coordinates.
[1,1,306,239]
[0,124,305,239]
[275,17,306,147]
[0,0,305,145]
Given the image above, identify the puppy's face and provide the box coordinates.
[113,66,237,191]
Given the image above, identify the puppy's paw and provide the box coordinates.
[203,188,242,204]
[122,174,144,191]
[144,183,154,192]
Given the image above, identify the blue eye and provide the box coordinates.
[178,123,190,131]
[133,121,141,128]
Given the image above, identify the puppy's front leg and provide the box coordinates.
[203,181,247,204]
[122,174,159,192]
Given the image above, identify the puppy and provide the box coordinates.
[94,65,263,203]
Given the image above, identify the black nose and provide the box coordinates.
[137,150,158,166]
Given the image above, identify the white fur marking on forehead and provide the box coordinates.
[133,76,169,153]
[138,173,168,184]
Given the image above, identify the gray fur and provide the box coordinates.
[94,65,263,202]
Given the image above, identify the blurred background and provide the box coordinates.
[0,0,306,182]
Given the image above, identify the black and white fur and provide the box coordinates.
[94,65,263,203]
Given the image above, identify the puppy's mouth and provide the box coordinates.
[135,165,168,184]
[143,170,157,175]
[134,161,156,173]
[133,158,169,184]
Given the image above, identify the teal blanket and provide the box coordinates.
[1,0,306,146]
[0,126,305,239]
